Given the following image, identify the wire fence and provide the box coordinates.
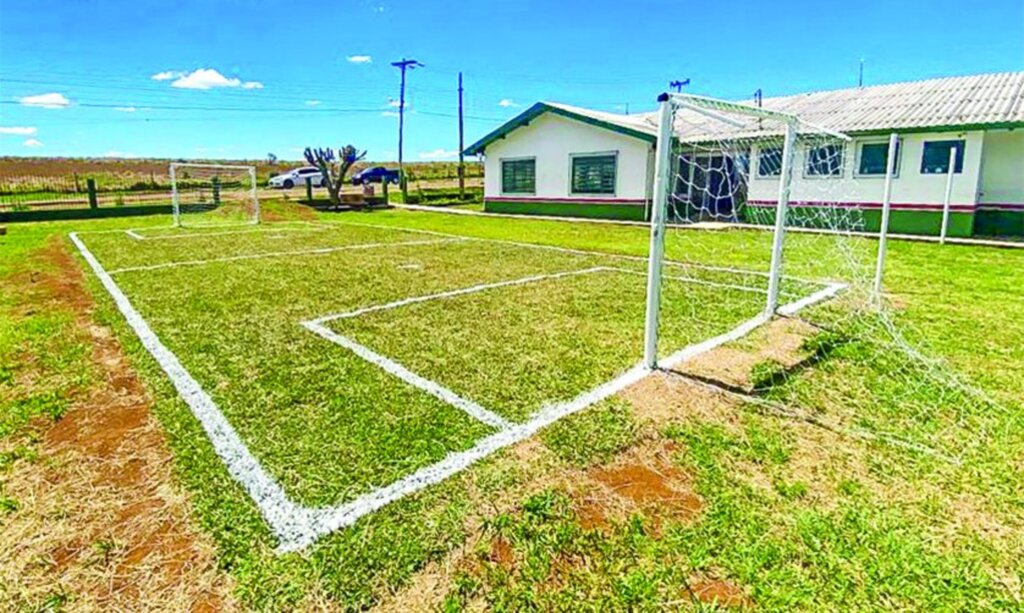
[0,172,175,212]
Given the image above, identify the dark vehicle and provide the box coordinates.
[352,166,400,185]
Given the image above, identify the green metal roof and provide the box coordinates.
[463,102,656,156]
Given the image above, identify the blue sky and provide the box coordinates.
[1,0,1021,161]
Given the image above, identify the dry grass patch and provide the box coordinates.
[0,237,232,611]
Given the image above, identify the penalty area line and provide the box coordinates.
[107,237,467,274]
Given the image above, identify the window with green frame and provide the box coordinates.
[571,153,617,194]
[501,158,535,194]
[858,140,901,176]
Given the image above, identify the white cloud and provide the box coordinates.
[0,126,37,135]
[19,93,71,109]
[151,70,180,81]
[305,100,321,106]
[23,138,43,148]
[114,106,137,112]
[418,148,458,160]
[166,68,262,90]
[380,111,400,118]
[387,99,401,107]
[498,99,518,108]
[104,150,136,158]
[347,55,373,64]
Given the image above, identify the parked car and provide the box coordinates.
[268,166,326,189]
[351,166,400,185]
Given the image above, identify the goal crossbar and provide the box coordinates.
[666,92,851,142]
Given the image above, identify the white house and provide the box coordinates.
[464,72,1024,237]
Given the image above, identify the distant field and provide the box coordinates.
[0,157,483,209]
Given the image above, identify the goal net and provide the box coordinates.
[170,163,259,226]
[643,92,997,465]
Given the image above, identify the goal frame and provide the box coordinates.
[643,92,850,369]
[170,162,260,227]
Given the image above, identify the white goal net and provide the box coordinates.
[643,92,998,465]
[170,163,259,226]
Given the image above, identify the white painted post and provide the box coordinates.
[765,121,798,315]
[643,95,675,370]
[939,145,957,244]
[170,163,180,227]
[872,132,899,305]
[249,167,260,224]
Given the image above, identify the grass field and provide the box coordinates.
[2,201,1022,610]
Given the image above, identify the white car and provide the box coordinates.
[268,166,326,189]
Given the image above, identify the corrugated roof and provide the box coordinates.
[464,72,1024,154]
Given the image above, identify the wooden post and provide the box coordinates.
[382,178,390,204]
[305,177,313,202]
[86,178,98,209]
[212,176,221,206]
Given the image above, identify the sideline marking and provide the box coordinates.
[107,238,466,274]
[129,225,327,241]
[71,226,846,553]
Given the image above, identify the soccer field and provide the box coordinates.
[72,219,838,550]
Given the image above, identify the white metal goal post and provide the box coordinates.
[170,162,260,227]
[643,92,851,369]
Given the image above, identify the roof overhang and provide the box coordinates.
[463,102,656,156]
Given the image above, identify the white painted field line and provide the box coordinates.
[125,229,145,241]
[311,266,611,324]
[136,226,328,241]
[282,277,849,551]
[777,282,847,316]
[107,238,466,274]
[302,322,512,430]
[321,219,829,286]
[69,232,310,546]
[609,266,767,296]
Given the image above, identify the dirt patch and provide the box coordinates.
[261,201,316,222]
[592,463,702,521]
[488,537,514,568]
[672,317,818,392]
[688,577,753,608]
[1,236,234,610]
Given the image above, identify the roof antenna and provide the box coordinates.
[858,58,865,87]
[669,79,691,93]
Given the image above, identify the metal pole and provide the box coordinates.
[939,145,957,244]
[250,167,260,224]
[170,163,180,227]
[398,65,407,201]
[872,132,899,305]
[458,71,465,201]
[643,95,675,370]
[765,121,798,315]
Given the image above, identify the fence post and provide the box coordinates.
[305,177,313,202]
[382,178,389,204]
[212,176,221,206]
[86,178,98,209]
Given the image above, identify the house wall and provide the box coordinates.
[482,113,653,220]
[745,130,986,237]
[976,129,1024,236]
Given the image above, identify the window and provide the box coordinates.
[805,144,844,177]
[857,140,901,176]
[571,153,617,194]
[920,140,965,174]
[501,158,535,194]
[757,147,783,177]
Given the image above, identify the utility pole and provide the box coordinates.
[669,78,690,93]
[391,58,423,201]
[458,71,465,200]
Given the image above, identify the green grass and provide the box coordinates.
[2,202,1022,609]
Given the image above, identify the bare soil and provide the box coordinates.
[0,237,233,611]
